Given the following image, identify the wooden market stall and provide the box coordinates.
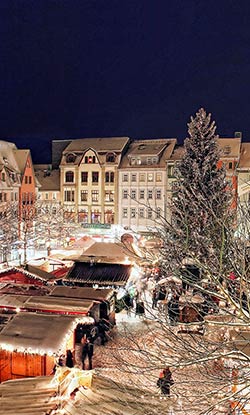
[0,312,92,382]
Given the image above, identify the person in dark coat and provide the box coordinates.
[157,367,174,396]
[66,349,74,368]
[81,337,94,370]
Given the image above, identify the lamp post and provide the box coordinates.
[66,236,70,247]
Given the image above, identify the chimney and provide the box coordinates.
[234,131,242,139]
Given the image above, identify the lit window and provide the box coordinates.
[85,155,96,164]
[131,208,136,218]
[147,173,154,182]
[139,173,145,182]
[123,208,128,218]
[64,190,75,202]
[105,190,114,202]
[81,190,88,202]
[156,172,162,182]
[92,190,99,202]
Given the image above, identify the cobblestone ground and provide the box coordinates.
[90,303,229,415]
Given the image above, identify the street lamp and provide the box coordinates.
[66,236,70,247]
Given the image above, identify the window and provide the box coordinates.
[156,172,162,182]
[147,157,152,165]
[105,172,114,183]
[81,190,88,202]
[1,172,5,181]
[25,176,28,184]
[64,190,75,202]
[131,190,136,199]
[131,173,137,182]
[131,208,136,218]
[85,155,96,164]
[139,173,145,182]
[45,193,49,200]
[106,153,116,163]
[156,189,162,199]
[123,189,128,199]
[92,172,99,183]
[156,207,161,218]
[105,190,114,202]
[152,157,158,164]
[91,210,101,223]
[167,165,174,177]
[123,174,128,182]
[52,207,57,214]
[228,162,233,170]
[147,173,154,182]
[148,190,153,199]
[139,208,144,218]
[123,208,128,218]
[147,208,153,219]
[92,190,99,202]
[66,153,76,163]
[65,171,74,183]
[52,193,56,200]
[139,189,145,199]
[81,172,88,183]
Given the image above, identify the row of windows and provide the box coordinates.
[65,171,115,184]
[122,172,162,182]
[64,190,114,203]
[122,189,162,199]
[24,175,32,184]
[65,153,116,164]
[122,207,162,219]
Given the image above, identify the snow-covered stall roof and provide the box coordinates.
[0,375,58,415]
[0,369,174,415]
[0,267,49,285]
[0,294,94,314]
[49,285,114,301]
[0,312,86,354]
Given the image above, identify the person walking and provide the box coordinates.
[157,367,174,396]
[81,337,94,370]
[66,349,74,368]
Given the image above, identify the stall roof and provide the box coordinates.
[0,267,49,285]
[0,312,84,353]
[0,370,172,415]
[0,294,94,314]
[49,286,114,301]
[64,262,132,286]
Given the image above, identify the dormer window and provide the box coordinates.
[1,172,5,182]
[85,155,96,164]
[66,153,76,163]
[106,153,116,163]
[223,146,231,155]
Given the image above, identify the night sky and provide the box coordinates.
[1,0,250,163]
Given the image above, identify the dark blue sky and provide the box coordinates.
[1,0,250,163]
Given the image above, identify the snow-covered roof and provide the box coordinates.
[49,285,114,301]
[0,369,172,415]
[0,313,85,354]
[0,294,93,314]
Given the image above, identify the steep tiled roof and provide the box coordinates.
[238,143,250,169]
[63,137,130,152]
[34,169,60,191]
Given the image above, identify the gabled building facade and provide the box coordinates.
[58,137,130,226]
[118,138,177,231]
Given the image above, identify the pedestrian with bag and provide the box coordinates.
[157,367,174,396]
